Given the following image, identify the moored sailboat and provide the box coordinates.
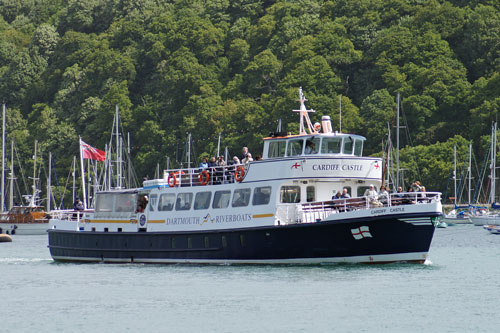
[47,89,442,264]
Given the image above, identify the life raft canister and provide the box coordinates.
[235,166,245,182]
[199,170,210,185]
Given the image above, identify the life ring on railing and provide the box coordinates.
[235,166,245,182]
[168,172,177,187]
[199,170,210,185]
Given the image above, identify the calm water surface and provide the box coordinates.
[1,225,499,333]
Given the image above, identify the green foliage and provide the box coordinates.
[1,0,500,201]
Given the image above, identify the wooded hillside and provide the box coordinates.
[1,0,500,203]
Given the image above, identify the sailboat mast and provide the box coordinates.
[47,152,51,211]
[72,156,76,203]
[1,104,5,212]
[468,143,472,205]
[116,105,122,189]
[32,140,38,207]
[453,145,457,207]
[9,140,13,210]
[491,122,497,203]
[396,93,400,190]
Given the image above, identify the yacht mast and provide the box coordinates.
[468,143,472,205]
[491,122,497,203]
[396,93,400,190]
[453,145,457,207]
[31,140,38,207]
[47,152,51,211]
[9,140,14,209]
[1,104,5,212]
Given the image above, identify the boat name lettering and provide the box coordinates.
[390,207,405,213]
[312,164,363,171]
[371,208,387,214]
[215,213,252,223]
[165,217,201,225]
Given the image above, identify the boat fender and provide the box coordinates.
[235,166,245,182]
[0,233,13,242]
[199,170,210,185]
[168,172,177,187]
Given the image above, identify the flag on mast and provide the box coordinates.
[80,139,106,161]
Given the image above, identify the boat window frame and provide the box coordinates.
[321,137,343,154]
[175,193,193,211]
[354,138,363,156]
[286,138,304,157]
[343,136,354,155]
[280,185,301,203]
[212,190,231,209]
[268,140,287,158]
[158,193,176,211]
[232,188,251,207]
[252,186,272,205]
[194,191,212,210]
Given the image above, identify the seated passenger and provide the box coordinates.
[242,153,253,164]
[199,157,209,169]
[364,184,382,207]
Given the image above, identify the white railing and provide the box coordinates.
[296,192,441,224]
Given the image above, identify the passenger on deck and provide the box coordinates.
[208,157,217,168]
[73,198,84,219]
[199,157,209,169]
[242,153,253,164]
[378,185,389,204]
[364,184,382,207]
[241,147,250,161]
[254,154,262,161]
[332,191,342,200]
[341,188,351,198]
[404,187,416,204]
[304,140,317,154]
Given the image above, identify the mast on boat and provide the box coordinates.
[9,140,14,210]
[293,87,315,135]
[490,122,497,204]
[1,104,5,212]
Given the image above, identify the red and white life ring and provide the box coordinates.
[168,172,177,187]
[199,170,210,185]
[235,166,245,182]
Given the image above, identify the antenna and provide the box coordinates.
[339,95,342,133]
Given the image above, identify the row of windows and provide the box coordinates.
[268,136,363,158]
[148,186,272,212]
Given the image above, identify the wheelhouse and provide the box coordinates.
[262,133,365,159]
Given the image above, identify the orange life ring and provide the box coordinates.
[235,166,245,182]
[199,170,210,185]
[168,172,177,187]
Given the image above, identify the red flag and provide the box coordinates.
[80,140,106,161]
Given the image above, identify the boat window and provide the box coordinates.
[304,137,321,155]
[354,139,363,156]
[357,186,376,197]
[232,188,251,207]
[175,193,193,211]
[344,136,354,155]
[194,191,212,210]
[268,140,286,158]
[253,186,272,205]
[287,139,304,156]
[114,193,137,213]
[148,194,157,212]
[280,186,301,203]
[213,190,231,209]
[321,137,342,154]
[158,193,175,211]
[96,193,114,212]
[306,186,315,202]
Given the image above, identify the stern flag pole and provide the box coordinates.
[79,137,87,210]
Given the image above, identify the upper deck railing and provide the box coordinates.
[144,164,249,188]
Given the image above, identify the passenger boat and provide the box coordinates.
[48,89,442,264]
[0,205,48,235]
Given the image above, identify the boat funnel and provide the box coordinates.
[322,116,332,133]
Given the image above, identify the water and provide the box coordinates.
[1,225,499,333]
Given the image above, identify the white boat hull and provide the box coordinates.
[470,215,500,226]
[0,222,48,235]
